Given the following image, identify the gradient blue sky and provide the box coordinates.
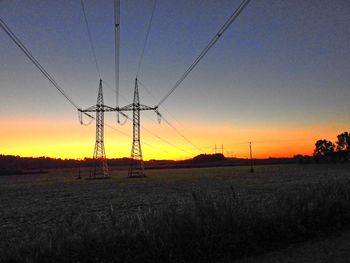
[1,0,349,159]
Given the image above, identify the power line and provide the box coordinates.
[138,79,182,126]
[103,79,157,125]
[82,119,174,157]
[80,104,187,157]
[139,80,192,141]
[104,120,178,156]
[160,115,203,153]
[138,80,203,153]
[1,12,195,160]
[102,79,129,105]
[136,0,157,78]
[102,80,194,156]
[198,138,317,152]
[114,0,120,108]
[81,110,176,156]
[139,79,186,127]
[138,79,158,102]
[80,0,101,79]
[0,18,80,110]
[140,121,195,156]
[120,112,195,156]
[157,0,252,107]
[250,138,316,144]
[104,122,131,139]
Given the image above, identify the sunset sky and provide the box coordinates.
[1,0,349,160]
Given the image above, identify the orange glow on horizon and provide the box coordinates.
[1,117,347,160]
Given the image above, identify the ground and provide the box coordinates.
[1,163,350,260]
[235,229,350,263]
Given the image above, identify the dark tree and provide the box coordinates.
[336,132,350,152]
[313,139,335,157]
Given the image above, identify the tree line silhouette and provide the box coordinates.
[0,153,297,175]
[313,131,349,163]
[0,133,348,174]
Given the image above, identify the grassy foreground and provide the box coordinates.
[1,178,350,263]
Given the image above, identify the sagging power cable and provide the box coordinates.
[101,80,194,156]
[0,18,81,110]
[138,80,202,153]
[114,0,120,108]
[136,0,157,78]
[160,115,203,153]
[157,0,252,107]
[121,112,195,156]
[80,0,101,79]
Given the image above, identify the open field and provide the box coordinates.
[1,164,350,239]
[236,229,350,263]
[1,163,350,262]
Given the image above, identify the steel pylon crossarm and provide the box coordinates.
[117,78,158,178]
[79,79,114,179]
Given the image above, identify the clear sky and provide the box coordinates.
[1,0,349,160]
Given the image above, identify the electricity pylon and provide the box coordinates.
[118,78,160,177]
[79,79,116,179]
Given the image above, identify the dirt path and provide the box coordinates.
[235,230,350,263]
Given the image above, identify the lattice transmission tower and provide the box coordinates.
[118,78,160,177]
[79,80,116,179]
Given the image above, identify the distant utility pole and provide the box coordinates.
[214,144,217,154]
[221,144,224,155]
[77,158,82,179]
[249,141,254,173]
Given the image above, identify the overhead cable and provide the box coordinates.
[140,122,195,156]
[138,80,202,153]
[80,0,101,79]
[136,0,157,78]
[157,0,252,107]
[114,0,120,107]
[0,18,80,110]
[122,113,195,156]
[160,115,203,153]
[104,121,174,155]
[100,80,193,155]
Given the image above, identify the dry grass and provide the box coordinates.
[1,164,350,262]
